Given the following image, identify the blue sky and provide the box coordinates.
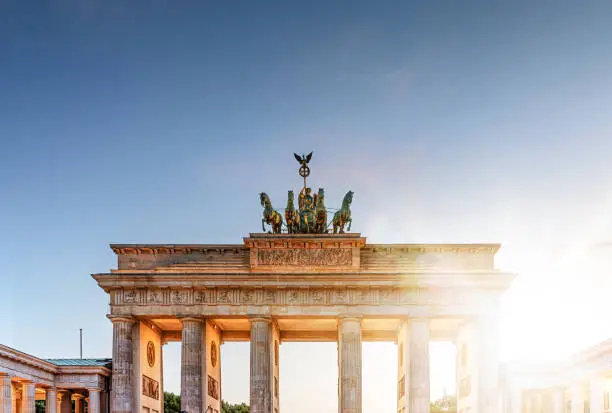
[2,2,612,412]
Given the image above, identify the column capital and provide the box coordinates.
[249,316,272,324]
[87,388,102,393]
[107,315,136,324]
[178,316,203,323]
[338,315,362,323]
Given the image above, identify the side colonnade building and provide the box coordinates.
[0,344,110,413]
[502,339,612,413]
[93,233,515,413]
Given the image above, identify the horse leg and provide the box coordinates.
[347,218,352,232]
[262,218,266,232]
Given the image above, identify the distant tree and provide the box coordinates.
[430,394,457,413]
[35,401,45,413]
[163,392,248,413]
[222,400,250,413]
[164,391,181,413]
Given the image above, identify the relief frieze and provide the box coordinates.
[256,248,352,266]
[171,290,189,305]
[142,375,160,400]
[114,286,437,307]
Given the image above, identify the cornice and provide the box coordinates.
[364,244,501,255]
[91,271,516,291]
[110,244,246,256]
[109,242,501,256]
[0,345,58,374]
[56,366,112,376]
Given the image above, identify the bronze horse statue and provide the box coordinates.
[314,188,327,233]
[332,190,353,234]
[260,192,283,234]
[285,190,299,234]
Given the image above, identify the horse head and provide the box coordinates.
[260,192,269,207]
[316,188,325,206]
[344,191,354,206]
[287,190,294,205]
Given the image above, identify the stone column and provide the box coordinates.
[74,394,85,413]
[20,381,35,413]
[338,317,362,413]
[477,313,500,413]
[396,322,410,413]
[55,393,61,413]
[0,374,12,413]
[160,342,165,413]
[409,319,430,413]
[57,391,71,413]
[110,316,136,413]
[591,377,604,413]
[181,317,204,413]
[88,389,101,413]
[571,384,582,413]
[250,317,273,413]
[509,388,522,413]
[45,388,57,413]
[552,389,565,413]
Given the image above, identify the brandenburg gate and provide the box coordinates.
[92,153,514,413]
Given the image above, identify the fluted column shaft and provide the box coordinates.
[20,382,35,413]
[250,318,273,413]
[110,316,135,413]
[477,314,500,413]
[552,389,564,413]
[509,388,522,413]
[591,377,604,413]
[45,388,57,413]
[571,384,583,413]
[88,390,101,413]
[74,395,84,413]
[55,393,62,413]
[181,318,204,413]
[58,391,71,413]
[409,319,430,413]
[0,375,12,413]
[338,318,362,413]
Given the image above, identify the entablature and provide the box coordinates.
[108,234,502,274]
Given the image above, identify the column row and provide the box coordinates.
[109,315,499,413]
[0,377,100,413]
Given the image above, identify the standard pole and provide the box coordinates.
[80,328,83,359]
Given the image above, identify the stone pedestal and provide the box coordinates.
[338,318,362,413]
[88,389,101,413]
[250,317,274,413]
[409,319,430,413]
[20,382,35,413]
[0,374,12,413]
[111,316,135,413]
[181,318,204,413]
[45,388,57,413]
